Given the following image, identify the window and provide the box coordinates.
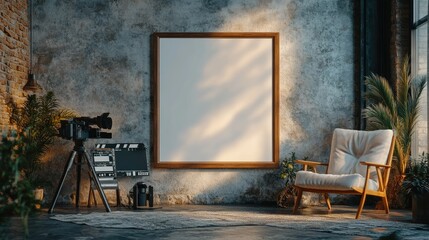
[412,0,428,156]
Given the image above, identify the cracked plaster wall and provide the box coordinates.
[32,0,354,205]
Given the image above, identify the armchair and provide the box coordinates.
[293,128,395,219]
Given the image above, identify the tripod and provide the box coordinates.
[48,139,111,213]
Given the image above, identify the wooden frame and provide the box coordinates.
[151,32,279,168]
[292,135,395,219]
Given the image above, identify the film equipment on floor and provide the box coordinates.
[48,113,113,214]
[131,182,154,209]
[94,143,156,209]
[94,143,149,177]
[88,148,120,207]
[92,149,117,189]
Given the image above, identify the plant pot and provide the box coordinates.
[387,174,407,208]
[33,188,44,209]
[277,188,296,208]
[412,193,429,223]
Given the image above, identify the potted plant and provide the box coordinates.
[277,152,304,208]
[8,91,75,206]
[363,56,426,207]
[0,132,36,237]
[402,154,429,223]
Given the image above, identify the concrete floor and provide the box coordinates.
[1,204,427,240]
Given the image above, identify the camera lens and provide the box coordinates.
[101,116,112,129]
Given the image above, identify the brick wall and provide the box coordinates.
[391,0,411,85]
[0,0,29,130]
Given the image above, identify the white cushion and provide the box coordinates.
[295,171,379,191]
[327,128,393,183]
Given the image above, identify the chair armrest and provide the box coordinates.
[359,161,390,168]
[359,161,390,192]
[295,160,327,173]
[295,160,328,166]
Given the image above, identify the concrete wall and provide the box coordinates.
[0,0,29,129]
[32,0,354,205]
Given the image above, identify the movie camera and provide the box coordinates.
[58,112,112,140]
[49,112,113,213]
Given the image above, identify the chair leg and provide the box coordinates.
[356,193,367,219]
[324,193,331,210]
[382,195,389,214]
[293,189,303,214]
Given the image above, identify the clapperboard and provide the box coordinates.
[95,143,149,177]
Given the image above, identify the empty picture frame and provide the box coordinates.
[152,32,279,168]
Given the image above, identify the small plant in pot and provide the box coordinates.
[402,153,429,223]
[277,152,305,208]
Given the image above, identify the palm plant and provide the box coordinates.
[9,91,76,188]
[364,57,426,176]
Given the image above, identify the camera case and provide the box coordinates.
[132,182,153,209]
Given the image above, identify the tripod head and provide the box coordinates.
[72,139,87,152]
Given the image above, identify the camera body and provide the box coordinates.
[59,113,112,140]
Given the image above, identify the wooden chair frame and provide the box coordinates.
[292,135,395,219]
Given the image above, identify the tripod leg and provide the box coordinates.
[87,174,98,207]
[116,187,120,207]
[76,154,82,208]
[48,151,77,214]
[83,150,111,212]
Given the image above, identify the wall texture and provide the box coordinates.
[0,0,29,129]
[32,0,355,205]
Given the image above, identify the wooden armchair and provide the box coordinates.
[292,128,395,219]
